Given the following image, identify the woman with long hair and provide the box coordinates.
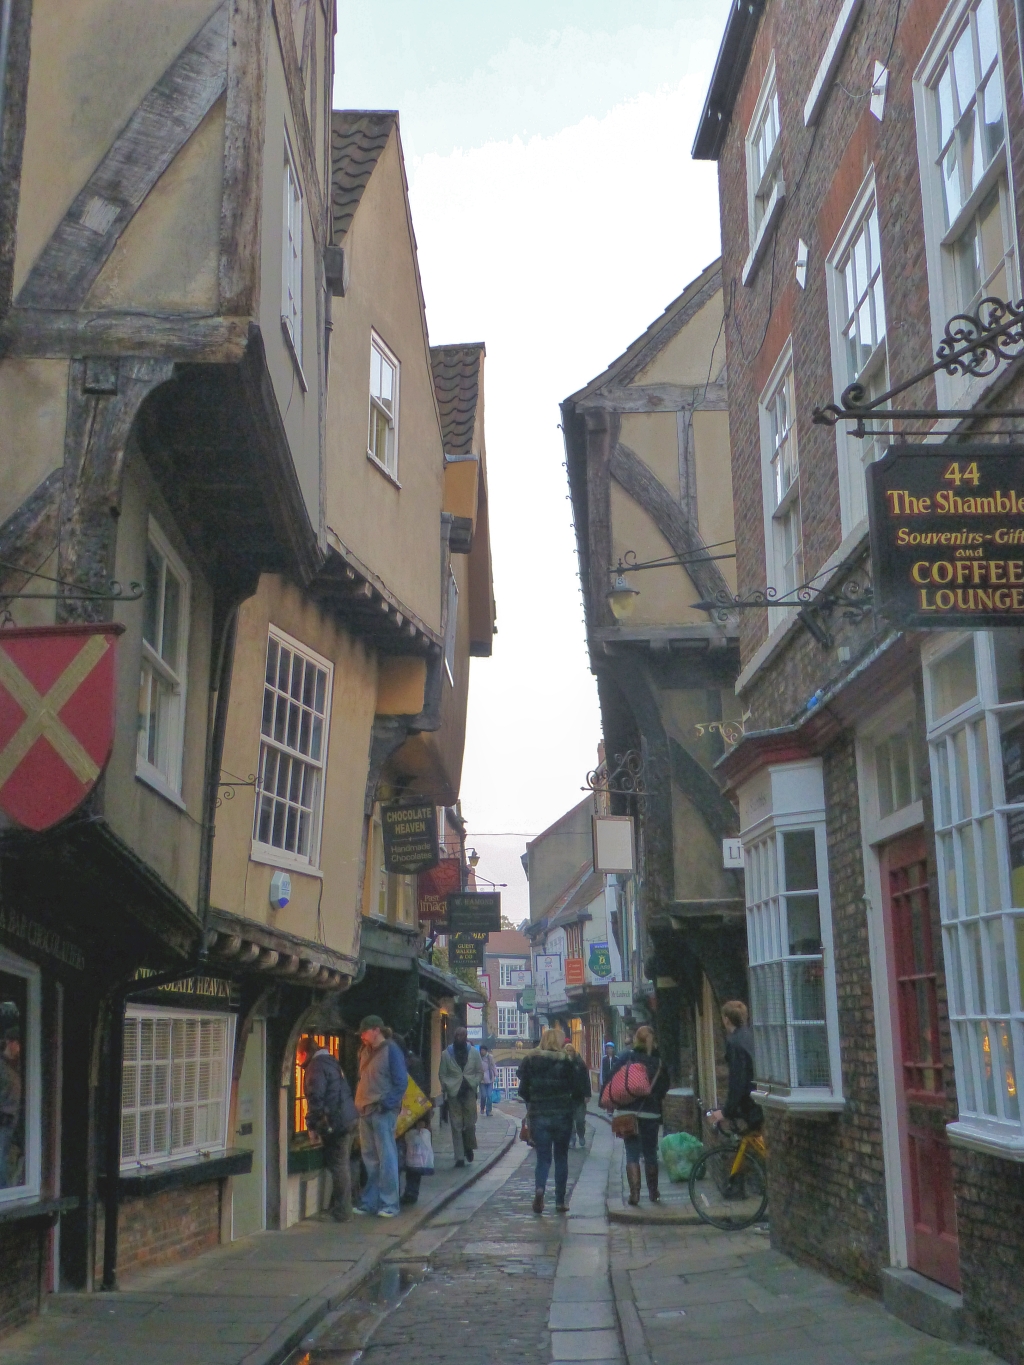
[517,1029,586,1214]
[608,1024,669,1206]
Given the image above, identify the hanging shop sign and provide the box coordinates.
[0,623,124,831]
[588,942,613,978]
[519,986,537,1011]
[508,968,532,988]
[565,957,585,986]
[592,814,635,872]
[417,857,462,921]
[608,980,633,1006]
[133,967,240,1011]
[380,800,439,875]
[868,442,1024,628]
[450,931,488,967]
[446,892,501,934]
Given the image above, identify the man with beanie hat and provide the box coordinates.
[353,1015,407,1217]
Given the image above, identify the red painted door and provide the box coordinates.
[881,833,961,1291]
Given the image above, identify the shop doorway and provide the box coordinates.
[880,833,960,1290]
[231,1019,266,1239]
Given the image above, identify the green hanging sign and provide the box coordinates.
[588,942,612,978]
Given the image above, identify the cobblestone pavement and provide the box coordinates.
[610,1219,1004,1365]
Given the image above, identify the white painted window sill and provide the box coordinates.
[249,844,324,879]
[946,1120,1024,1162]
[366,451,401,488]
[135,766,187,812]
[754,1086,846,1114]
[280,316,308,394]
[742,182,786,287]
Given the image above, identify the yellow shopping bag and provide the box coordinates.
[395,1075,432,1137]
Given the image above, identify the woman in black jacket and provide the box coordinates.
[608,1025,669,1206]
[517,1030,585,1214]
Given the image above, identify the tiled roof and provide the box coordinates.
[430,343,485,455]
[330,111,398,241]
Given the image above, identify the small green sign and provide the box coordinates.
[588,942,612,978]
[519,986,536,1011]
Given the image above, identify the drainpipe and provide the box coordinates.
[0,0,13,159]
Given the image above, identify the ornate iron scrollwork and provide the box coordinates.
[0,557,144,604]
[693,571,873,650]
[813,296,1024,432]
[585,749,646,813]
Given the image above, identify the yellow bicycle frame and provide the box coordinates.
[729,1130,767,1179]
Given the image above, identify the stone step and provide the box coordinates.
[881,1266,967,1344]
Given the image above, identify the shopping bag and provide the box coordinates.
[395,1076,433,1137]
[659,1130,704,1182]
[608,1061,657,1107]
[405,1127,434,1171]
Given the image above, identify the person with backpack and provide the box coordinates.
[601,1024,669,1206]
[297,1035,358,1222]
[517,1029,587,1214]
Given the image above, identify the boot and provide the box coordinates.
[626,1163,642,1206]
[645,1164,660,1203]
[532,1190,544,1214]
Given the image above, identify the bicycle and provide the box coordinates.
[687,1117,769,1231]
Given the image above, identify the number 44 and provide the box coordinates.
[943,462,980,486]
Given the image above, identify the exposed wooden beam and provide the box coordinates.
[610,442,733,607]
[17,3,230,311]
[220,0,268,315]
[576,382,728,413]
[270,0,325,247]
[0,308,249,361]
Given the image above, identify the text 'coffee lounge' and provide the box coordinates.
[868,443,1024,626]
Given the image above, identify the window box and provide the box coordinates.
[739,758,845,1112]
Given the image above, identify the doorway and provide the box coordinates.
[231,1019,266,1239]
[880,833,960,1290]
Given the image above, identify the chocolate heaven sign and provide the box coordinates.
[868,442,1024,628]
[380,801,439,875]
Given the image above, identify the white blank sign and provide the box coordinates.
[593,815,635,873]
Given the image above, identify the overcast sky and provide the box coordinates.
[335,1,730,922]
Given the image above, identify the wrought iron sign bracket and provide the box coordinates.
[0,557,143,605]
[813,297,1024,436]
[584,749,647,813]
[693,576,873,651]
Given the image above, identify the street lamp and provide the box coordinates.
[606,542,736,622]
[608,572,640,621]
[467,848,481,868]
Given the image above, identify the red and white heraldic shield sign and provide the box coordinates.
[0,623,124,831]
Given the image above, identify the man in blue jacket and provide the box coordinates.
[297,1035,358,1221]
[353,1015,408,1217]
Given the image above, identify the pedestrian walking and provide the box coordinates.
[353,1015,407,1218]
[709,1000,763,1133]
[394,1033,432,1206]
[296,1035,358,1222]
[517,1028,586,1215]
[479,1045,497,1116]
[606,1024,669,1207]
[563,1043,591,1148]
[438,1026,484,1166]
[599,1040,617,1091]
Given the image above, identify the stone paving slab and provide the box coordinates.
[550,1329,623,1360]
[548,1301,618,1331]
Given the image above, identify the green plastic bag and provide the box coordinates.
[659,1130,704,1183]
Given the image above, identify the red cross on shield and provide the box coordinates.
[0,624,124,831]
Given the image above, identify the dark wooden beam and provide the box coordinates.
[17,3,230,311]
[220,0,268,315]
[0,0,33,319]
[576,382,728,413]
[0,308,248,361]
[270,0,325,248]
[584,409,616,629]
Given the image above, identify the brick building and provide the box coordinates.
[694,0,1024,1358]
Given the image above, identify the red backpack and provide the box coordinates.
[600,1059,655,1110]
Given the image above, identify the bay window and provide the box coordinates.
[923,632,1024,1157]
[739,759,844,1110]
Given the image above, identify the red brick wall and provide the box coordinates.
[0,1223,42,1337]
[96,1182,222,1279]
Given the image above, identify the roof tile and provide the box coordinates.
[429,343,485,455]
[331,111,398,241]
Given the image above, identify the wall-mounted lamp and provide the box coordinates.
[467,848,481,868]
[607,542,736,623]
[608,572,640,621]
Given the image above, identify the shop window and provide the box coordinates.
[137,519,190,798]
[0,950,40,1201]
[121,1009,234,1167]
[365,809,417,923]
[923,632,1024,1155]
[254,629,332,869]
[497,1003,528,1038]
[875,721,923,819]
[293,1034,341,1135]
[741,759,844,1109]
[494,1064,519,1095]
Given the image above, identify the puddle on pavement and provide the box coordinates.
[285,1264,429,1365]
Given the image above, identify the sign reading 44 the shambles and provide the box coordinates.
[380,800,439,875]
[868,442,1024,627]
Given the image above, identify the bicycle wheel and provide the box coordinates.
[688,1146,768,1230]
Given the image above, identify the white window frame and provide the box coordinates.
[443,568,459,686]
[281,135,304,372]
[499,959,528,988]
[913,0,1020,411]
[367,811,388,919]
[252,626,333,874]
[494,1064,519,1094]
[758,344,803,630]
[0,948,41,1205]
[120,1006,236,1170]
[136,517,190,804]
[922,630,1024,1160]
[739,759,845,1112]
[743,55,786,285]
[826,172,890,535]
[367,331,400,481]
[497,1002,528,1038]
